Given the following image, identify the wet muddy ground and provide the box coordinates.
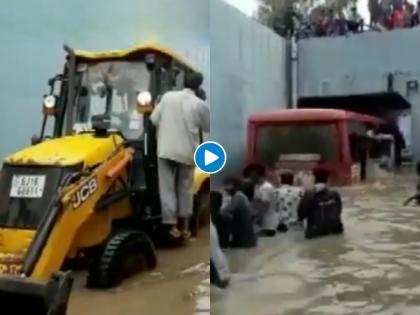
[68,226,209,315]
[212,172,420,315]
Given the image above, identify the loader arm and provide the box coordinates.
[25,145,134,281]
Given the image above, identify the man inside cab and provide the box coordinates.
[151,72,210,241]
[298,169,344,239]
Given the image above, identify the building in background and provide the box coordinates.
[211,0,287,184]
[297,29,420,159]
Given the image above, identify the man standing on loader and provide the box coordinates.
[151,72,210,241]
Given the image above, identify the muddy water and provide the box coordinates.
[212,174,420,315]
[68,226,209,315]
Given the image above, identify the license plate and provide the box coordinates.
[9,175,46,198]
[0,263,22,275]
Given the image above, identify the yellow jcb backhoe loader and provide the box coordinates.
[0,44,210,314]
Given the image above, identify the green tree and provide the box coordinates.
[257,0,294,27]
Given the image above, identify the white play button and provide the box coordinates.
[204,150,219,166]
[194,141,227,174]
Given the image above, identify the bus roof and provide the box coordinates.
[248,108,384,126]
[72,44,199,72]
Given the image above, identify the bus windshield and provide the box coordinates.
[255,123,339,165]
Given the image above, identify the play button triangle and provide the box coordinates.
[204,150,219,166]
[194,141,226,174]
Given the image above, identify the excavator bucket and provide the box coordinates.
[0,271,73,315]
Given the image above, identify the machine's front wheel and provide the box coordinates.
[86,231,157,289]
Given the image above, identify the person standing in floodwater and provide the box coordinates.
[218,177,257,248]
[151,72,210,241]
[258,169,281,236]
[377,116,406,168]
[276,171,304,231]
[245,165,279,237]
[298,170,344,239]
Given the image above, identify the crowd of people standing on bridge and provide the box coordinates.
[277,4,365,39]
[278,0,420,40]
[369,0,420,30]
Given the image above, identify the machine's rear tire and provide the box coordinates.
[86,231,157,289]
[52,303,68,315]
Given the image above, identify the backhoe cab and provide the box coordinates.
[0,44,209,314]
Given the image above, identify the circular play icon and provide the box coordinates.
[194,141,227,174]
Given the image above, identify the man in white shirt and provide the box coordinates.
[348,6,363,32]
[277,171,304,231]
[253,168,280,237]
[150,72,210,240]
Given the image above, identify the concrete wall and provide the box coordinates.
[211,0,288,183]
[0,0,209,160]
[298,28,420,157]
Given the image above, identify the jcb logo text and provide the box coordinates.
[72,178,98,209]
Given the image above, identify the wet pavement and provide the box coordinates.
[195,277,211,314]
[68,226,209,315]
[211,172,420,315]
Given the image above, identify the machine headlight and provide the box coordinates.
[43,95,57,109]
[42,94,57,116]
[137,91,152,107]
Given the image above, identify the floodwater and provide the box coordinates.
[68,226,209,315]
[212,172,420,315]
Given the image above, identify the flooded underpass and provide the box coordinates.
[212,172,420,315]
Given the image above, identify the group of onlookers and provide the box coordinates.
[210,164,344,288]
[307,6,364,38]
[276,4,365,39]
[369,0,420,30]
[274,0,420,40]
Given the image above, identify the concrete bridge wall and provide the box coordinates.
[211,0,288,182]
